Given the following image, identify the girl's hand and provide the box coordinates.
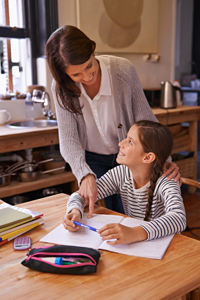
[162,162,182,186]
[78,174,98,218]
[98,224,148,245]
[63,208,82,232]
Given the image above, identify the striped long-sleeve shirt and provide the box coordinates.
[67,165,186,240]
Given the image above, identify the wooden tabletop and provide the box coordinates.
[0,194,200,300]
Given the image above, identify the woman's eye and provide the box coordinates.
[73,73,79,77]
[86,63,92,69]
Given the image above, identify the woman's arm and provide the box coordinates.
[51,80,95,185]
[67,166,123,217]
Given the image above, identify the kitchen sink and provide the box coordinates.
[6,119,58,128]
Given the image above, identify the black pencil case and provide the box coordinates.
[21,244,101,275]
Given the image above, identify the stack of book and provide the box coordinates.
[0,203,43,246]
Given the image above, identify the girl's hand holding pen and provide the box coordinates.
[63,208,82,232]
[99,223,148,245]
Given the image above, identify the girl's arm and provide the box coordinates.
[67,166,123,217]
[140,177,186,240]
[98,224,148,245]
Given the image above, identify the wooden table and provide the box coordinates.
[0,194,200,300]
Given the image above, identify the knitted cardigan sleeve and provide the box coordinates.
[51,80,95,185]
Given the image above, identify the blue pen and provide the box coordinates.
[73,221,99,232]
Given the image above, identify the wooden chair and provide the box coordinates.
[181,177,200,189]
[97,199,106,207]
[181,177,200,300]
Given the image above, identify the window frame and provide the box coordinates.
[0,0,58,86]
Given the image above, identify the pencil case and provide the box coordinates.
[21,244,101,275]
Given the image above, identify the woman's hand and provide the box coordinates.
[98,224,148,245]
[78,174,98,218]
[162,162,182,186]
[63,208,82,232]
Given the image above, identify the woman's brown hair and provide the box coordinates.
[135,120,173,221]
[45,25,96,114]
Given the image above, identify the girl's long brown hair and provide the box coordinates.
[135,120,173,221]
[45,25,96,114]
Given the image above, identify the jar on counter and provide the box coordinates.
[25,93,34,120]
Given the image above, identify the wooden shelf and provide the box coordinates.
[0,171,78,198]
[174,157,196,179]
[171,128,190,154]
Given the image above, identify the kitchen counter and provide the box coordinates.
[152,105,200,124]
[0,106,200,197]
[0,123,59,153]
[1,106,200,153]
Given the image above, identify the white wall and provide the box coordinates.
[57,0,193,89]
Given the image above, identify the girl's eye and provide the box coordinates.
[73,73,79,77]
[129,139,132,145]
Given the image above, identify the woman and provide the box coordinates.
[64,121,186,244]
[45,25,180,216]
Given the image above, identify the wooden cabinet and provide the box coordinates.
[0,125,78,198]
[152,106,200,183]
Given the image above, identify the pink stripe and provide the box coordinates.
[26,252,97,266]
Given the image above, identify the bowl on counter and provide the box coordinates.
[0,94,13,100]
[41,151,66,175]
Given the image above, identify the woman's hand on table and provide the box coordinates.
[162,162,182,186]
[63,208,81,232]
[78,174,98,218]
[98,224,148,245]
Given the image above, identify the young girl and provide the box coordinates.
[63,121,186,245]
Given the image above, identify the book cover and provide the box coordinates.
[0,203,43,233]
[0,207,32,229]
[0,218,44,246]
[0,218,44,241]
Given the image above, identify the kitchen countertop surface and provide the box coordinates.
[0,121,59,153]
[1,106,200,137]
[0,122,58,137]
[0,106,200,154]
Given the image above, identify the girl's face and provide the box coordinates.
[117,125,145,168]
[66,55,100,86]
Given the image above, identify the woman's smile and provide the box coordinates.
[83,73,94,83]
[66,55,99,86]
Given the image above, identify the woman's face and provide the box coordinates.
[66,55,100,86]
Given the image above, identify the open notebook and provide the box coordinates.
[40,213,174,260]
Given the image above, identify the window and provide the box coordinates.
[0,0,58,95]
[0,0,32,94]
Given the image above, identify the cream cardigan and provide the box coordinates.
[51,55,157,185]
